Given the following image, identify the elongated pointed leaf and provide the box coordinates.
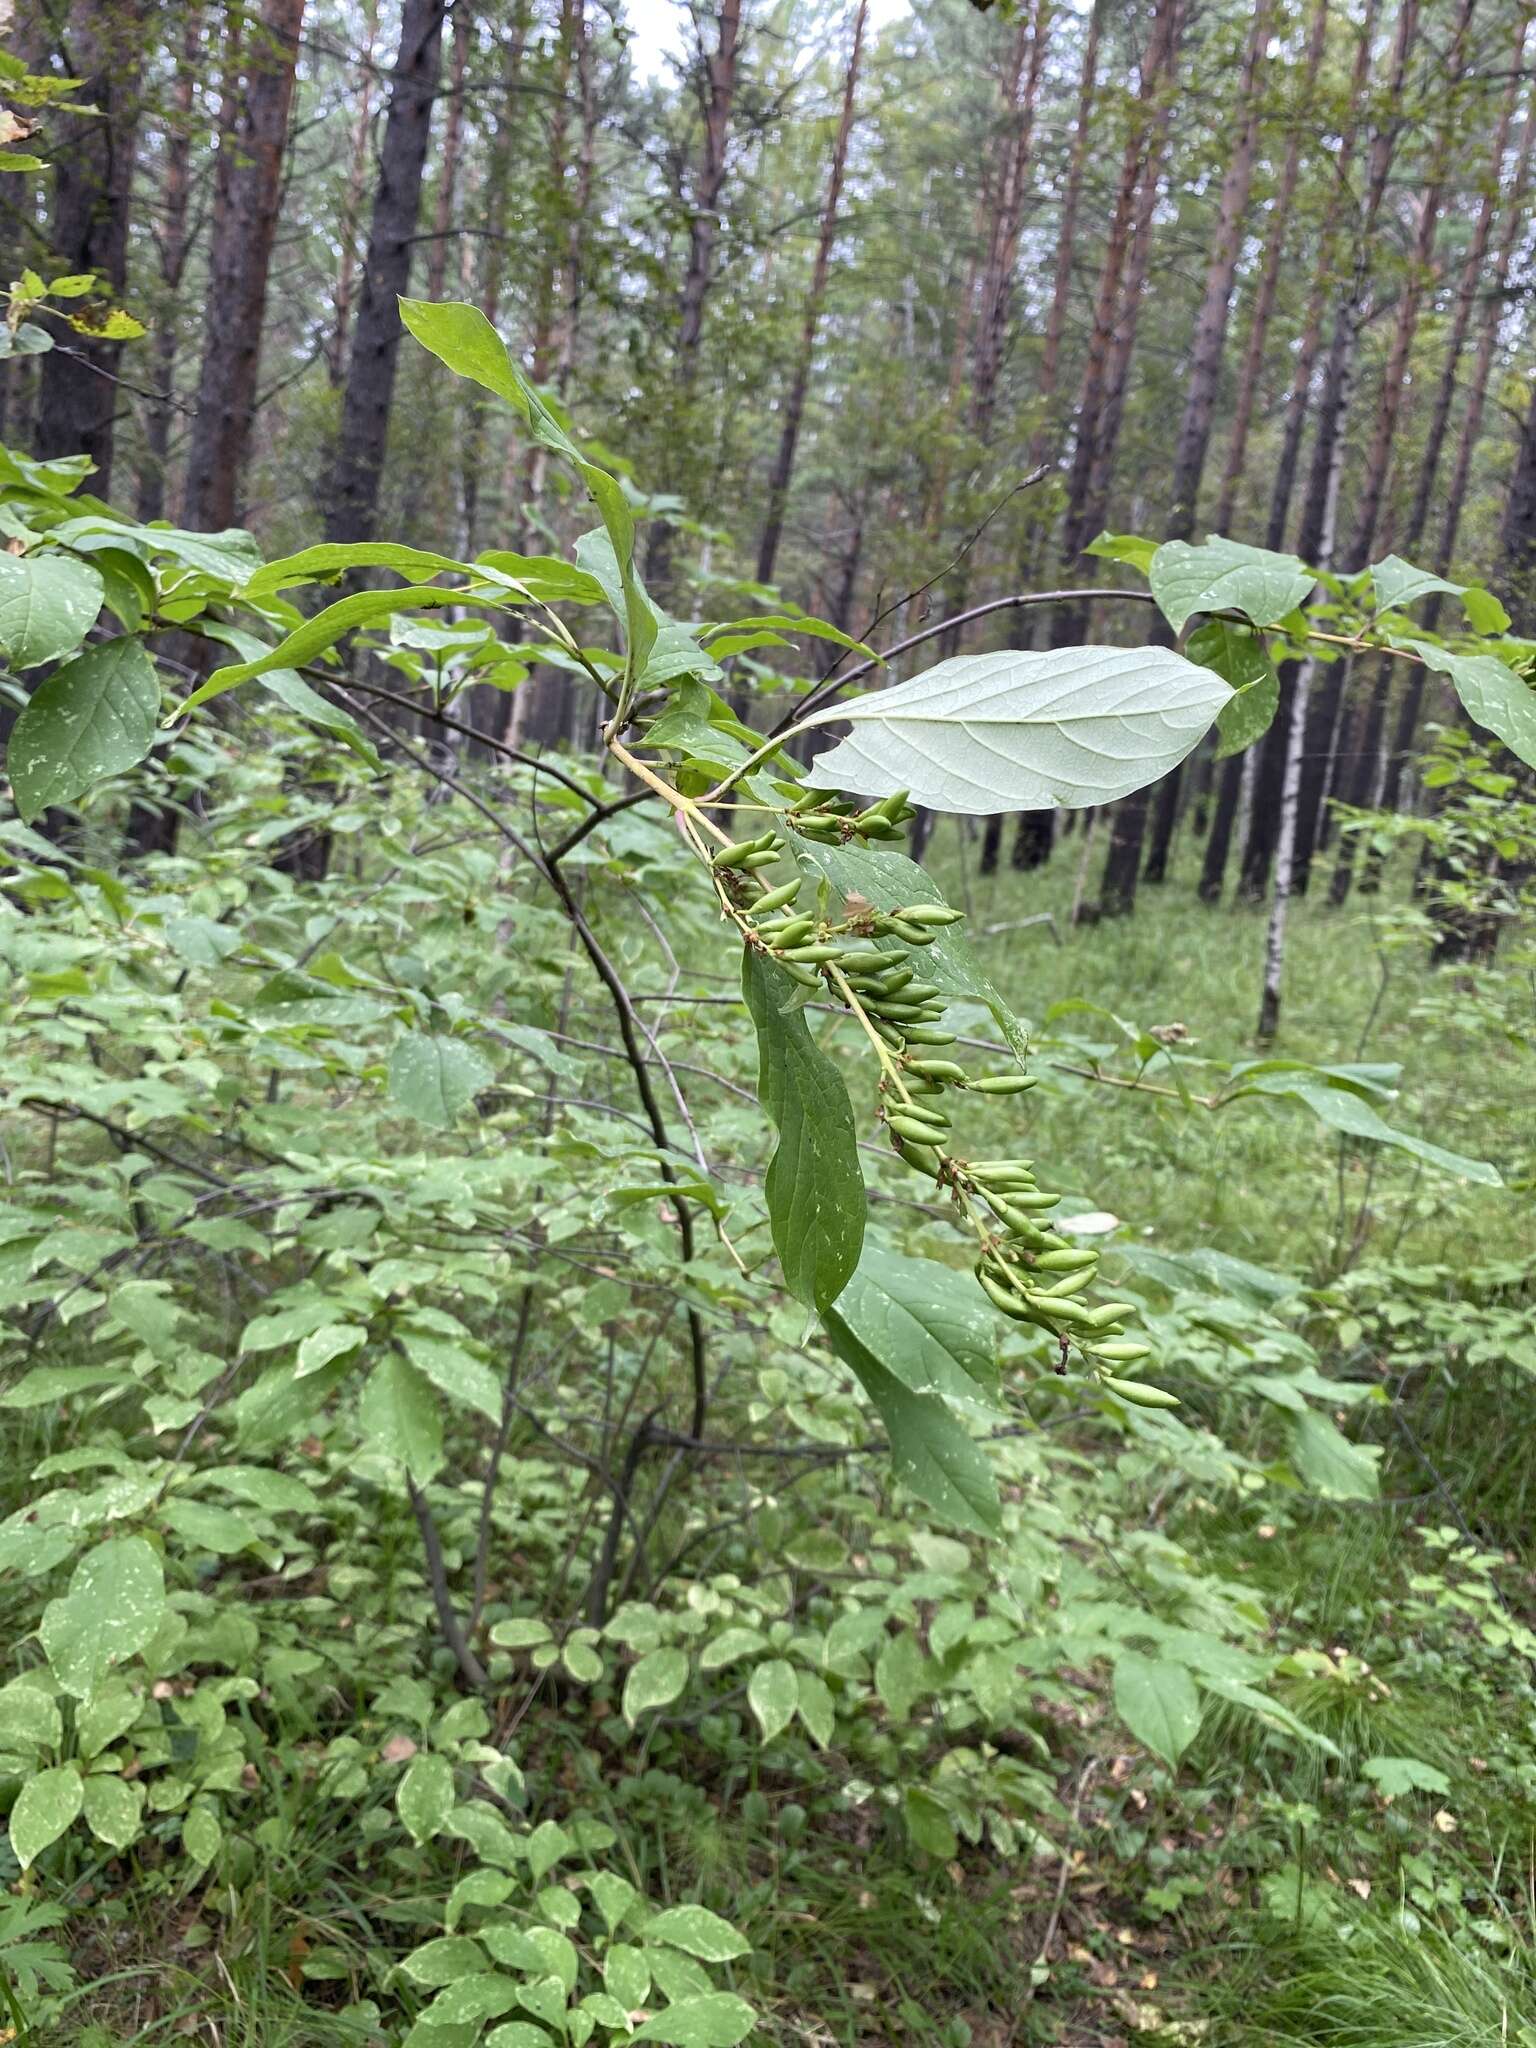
[741,949,864,1312]
[1113,1652,1201,1765]
[181,588,507,711]
[1237,1075,1501,1185]
[1149,536,1313,632]
[399,298,656,677]
[8,636,159,820]
[801,645,1229,814]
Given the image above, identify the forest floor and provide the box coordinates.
[11,818,1536,2048]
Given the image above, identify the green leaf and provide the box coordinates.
[1288,1411,1381,1502]
[644,1905,751,1962]
[697,1626,767,1671]
[400,298,656,678]
[874,1631,930,1721]
[199,621,381,767]
[76,1683,143,1758]
[181,1802,222,1867]
[1369,556,1510,634]
[399,1332,503,1426]
[486,2029,559,2048]
[842,1351,1001,1536]
[0,553,103,668]
[359,1355,444,1483]
[399,1936,488,1987]
[1398,638,1536,772]
[181,588,506,710]
[81,1772,145,1851]
[159,1499,261,1556]
[801,644,1229,813]
[242,542,481,598]
[0,1680,61,1752]
[632,1994,758,2046]
[423,1975,522,2027]
[747,1658,798,1744]
[796,1669,835,1748]
[741,950,864,1313]
[825,1246,999,1405]
[8,1765,83,1869]
[1184,621,1280,758]
[623,1646,688,1725]
[1086,531,1158,575]
[397,1752,456,1846]
[1252,1077,1502,1185]
[1149,536,1313,632]
[1361,1755,1451,1798]
[8,636,159,821]
[39,1536,167,1698]
[388,1033,494,1128]
[1112,1652,1201,1765]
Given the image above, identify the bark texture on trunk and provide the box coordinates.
[755,0,868,590]
[138,6,202,522]
[30,0,149,494]
[1029,0,1103,472]
[324,0,448,546]
[183,0,307,532]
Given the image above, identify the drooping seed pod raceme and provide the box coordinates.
[701,791,1168,1401]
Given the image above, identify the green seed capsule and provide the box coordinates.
[899,982,943,1003]
[783,942,845,963]
[1024,1291,1095,1326]
[969,1159,1033,1176]
[889,1112,949,1146]
[894,902,965,926]
[909,1058,969,1082]
[778,960,821,988]
[971,1073,1037,1096]
[1033,1249,1097,1272]
[1036,1268,1093,1298]
[1091,1341,1152,1364]
[888,918,939,945]
[1083,1301,1138,1329]
[1101,1376,1179,1410]
[896,1139,943,1177]
[872,1021,906,1048]
[902,1025,956,1046]
[977,1269,1037,1321]
[873,790,912,820]
[857,817,902,839]
[753,880,801,913]
[740,848,780,869]
[711,839,757,869]
[789,785,827,812]
[762,915,816,946]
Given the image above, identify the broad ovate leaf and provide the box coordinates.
[825,1246,999,1406]
[8,637,159,821]
[0,552,103,668]
[1184,620,1280,759]
[841,1352,1000,1536]
[8,1765,84,1870]
[38,1535,167,1698]
[1112,1652,1201,1766]
[800,645,1229,815]
[387,1033,494,1128]
[1149,536,1313,632]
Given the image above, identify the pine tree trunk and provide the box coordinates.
[460,4,529,560]
[323,0,448,547]
[329,0,382,383]
[646,0,743,594]
[137,6,201,522]
[1212,0,1329,535]
[182,0,306,532]
[30,0,149,494]
[755,0,868,590]
[1142,0,1269,889]
[1198,753,1243,902]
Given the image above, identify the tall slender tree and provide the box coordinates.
[183,0,307,533]
[324,0,448,546]
[137,5,202,522]
[755,0,868,591]
[28,0,149,493]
